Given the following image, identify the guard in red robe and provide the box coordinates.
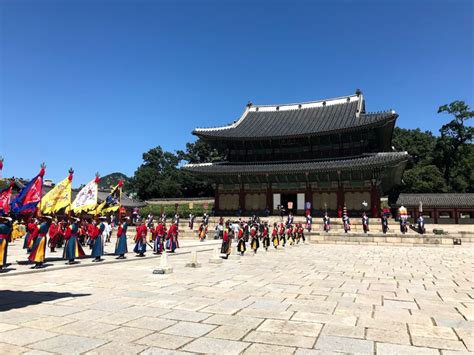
[133,222,147,256]
[278,222,286,247]
[47,220,60,252]
[167,222,178,252]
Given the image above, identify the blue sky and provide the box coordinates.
[1,0,472,186]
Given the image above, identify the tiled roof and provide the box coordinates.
[396,194,474,208]
[193,94,396,140]
[183,152,408,175]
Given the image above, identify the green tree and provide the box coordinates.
[176,139,225,164]
[131,146,183,200]
[392,127,437,168]
[402,165,448,193]
[435,101,474,186]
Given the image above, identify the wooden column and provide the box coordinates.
[239,184,245,213]
[266,182,273,212]
[454,208,459,224]
[336,171,344,216]
[434,208,439,224]
[370,180,380,218]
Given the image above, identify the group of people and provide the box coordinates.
[210,215,307,259]
[0,213,182,271]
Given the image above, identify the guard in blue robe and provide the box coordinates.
[91,218,105,262]
[115,218,129,259]
[0,217,12,270]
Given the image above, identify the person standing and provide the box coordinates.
[154,219,165,254]
[0,216,12,271]
[362,212,369,233]
[63,217,86,264]
[262,222,270,251]
[278,222,286,247]
[305,213,312,233]
[167,221,178,252]
[220,222,231,259]
[297,223,305,243]
[23,217,38,252]
[323,212,331,232]
[271,222,279,249]
[250,223,259,254]
[342,213,351,233]
[381,213,389,234]
[115,217,129,259]
[47,218,60,253]
[417,215,425,234]
[188,213,195,230]
[133,221,147,257]
[29,216,52,268]
[237,224,246,256]
[91,217,105,262]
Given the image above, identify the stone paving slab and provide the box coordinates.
[0,243,472,354]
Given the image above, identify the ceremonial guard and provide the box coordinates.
[271,223,279,249]
[362,212,369,233]
[167,221,178,252]
[0,216,12,270]
[133,221,147,257]
[64,217,86,264]
[297,223,305,243]
[23,218,38,252]
[220,222,231,259]
[198,222,207,241]
[342,214,351,233]
[278,222,286,246]
[287,224,295,245]
[47,218,60,252]
[115,217,129,259]
[188,213,195,230]
[91,217,106,262]
[399,217,408,234]
[262,222,270,251]
[381,213,389,234]
[28,216,52,268]
[417,215,425,234]
[323,212,331,232]
[153,219,165,254]
[237,224,246,256]
[250,223,259,254]
[305,213,312,232]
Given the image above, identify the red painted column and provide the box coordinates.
[337,184,344,216]
[370,181,380,218]
[454,208,459,224]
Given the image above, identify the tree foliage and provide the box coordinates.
[393,100,473,194]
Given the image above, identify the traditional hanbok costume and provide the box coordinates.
[29,220,51,268]
[115,221,128,258]
[63,222,86,264]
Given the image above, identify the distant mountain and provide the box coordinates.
[99,172,130,190]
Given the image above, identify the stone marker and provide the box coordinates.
[185,251,201,268]
[153,252,173,274]
[209,247,223,264]
[229,245,240,260]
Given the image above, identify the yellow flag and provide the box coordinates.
[41,176,72,214]
[95,182,122,215]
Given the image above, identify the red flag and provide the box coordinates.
[0,180,13,215]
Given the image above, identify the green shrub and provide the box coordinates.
[139,203,214,218]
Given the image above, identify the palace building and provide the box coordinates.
[184,91,409,216]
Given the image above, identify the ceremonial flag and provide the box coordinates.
[95,181,122,215]
[0,180,14,216]
[95,181,123,214]
[71,174,100,214]
[11,164,45,215]
[41,169,74,214]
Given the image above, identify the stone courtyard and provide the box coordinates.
[0,243,473,354]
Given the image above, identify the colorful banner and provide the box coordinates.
[96,181,122,215]
[11,166,45,215]
[0,183,13,215]
[71,176,99,214]
[41,171,73,214]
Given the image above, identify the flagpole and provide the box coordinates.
[118,180,123,221]
[37,162,46,218]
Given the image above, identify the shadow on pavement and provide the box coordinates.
[0,290,91,312]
